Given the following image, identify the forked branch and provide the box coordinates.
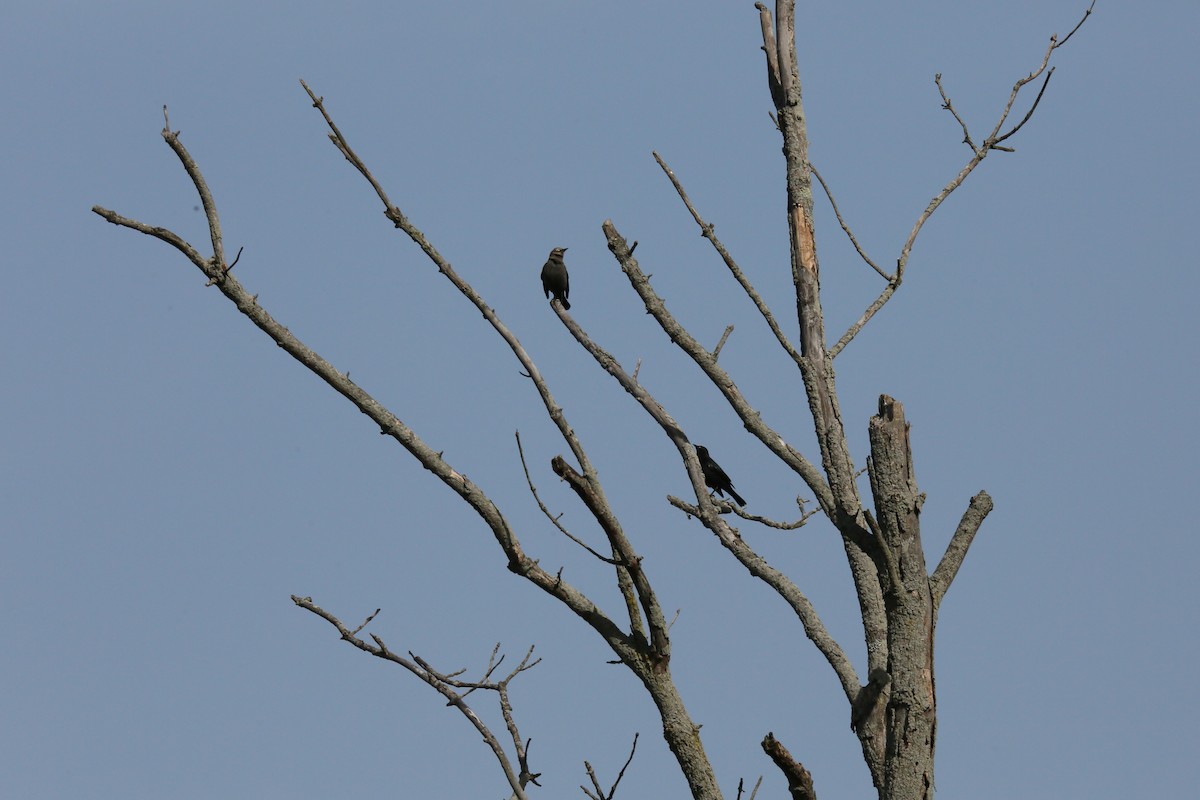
[582,733,639,800]
[515,431,620,566]
[290,596,540,799]
[829,2,1096,357]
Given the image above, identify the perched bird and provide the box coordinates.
[540,247,570,310]
[694,444,746,506]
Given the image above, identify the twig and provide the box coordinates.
[936,74,977,151]
[712,325,734,361]
[729,500,819,530]
[581,733,639,800]
[515,431,618,565]
[736,775,764,800]
[349,608,381,637]
[809,164,888,279]
[1056,0,1096,48]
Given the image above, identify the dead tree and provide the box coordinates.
[92,3,1094,798]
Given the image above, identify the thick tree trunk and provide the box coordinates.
[868,396,937,800]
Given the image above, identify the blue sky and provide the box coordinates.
[3,2,1196,798]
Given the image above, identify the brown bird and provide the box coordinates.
[540,247,570,310]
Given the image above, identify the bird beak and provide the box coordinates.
[562,247,568,252]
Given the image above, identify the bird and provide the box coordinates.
[540,247,570,310]
[694,444,746,506]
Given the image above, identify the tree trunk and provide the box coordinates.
[868,396,936,800]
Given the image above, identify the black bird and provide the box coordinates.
[540,247,570,310]
[694,444,746,506]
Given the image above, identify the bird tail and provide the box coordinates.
[728,487,746,506]
[562,299,570,310]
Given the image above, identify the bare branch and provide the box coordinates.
[92,206,210,274]
[831,138,985,358]
[549,450,669,658]
[755,3,783,106]
[984,6,1089,148]
[298,82,625,533]
[549,454,659,655]
[498,646,543,790]
[762,732,817,800]
[583,763,603,800]
[930,490,994,607]
[992,68,1054,147]
[515,431,618,565]
[1056,0,1096,49]
[774,1,797,105]
[215,245,244,280]
[349,607,380,637]
[935,74,977,151]
[652,151,804,368]
[809,164,889,279]
[94,122,642,675]
[296,82,677,663]
[735,776,765,800]
[290,596,534,800]
[601,221,833,514]
[830,281,901,358]
[712,325,735,361]
[581,733,639,800]
[729,499,819,531]
[549,300,719,517]
[300,80,393,210]
[159,111,226,267]
[668,496,858,701]
[298,88,726,793]
[599,222,875,700]
[831,3,1095,356]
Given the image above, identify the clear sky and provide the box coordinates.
[3,2,1196,798]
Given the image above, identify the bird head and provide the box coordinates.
[550,247,568,258]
